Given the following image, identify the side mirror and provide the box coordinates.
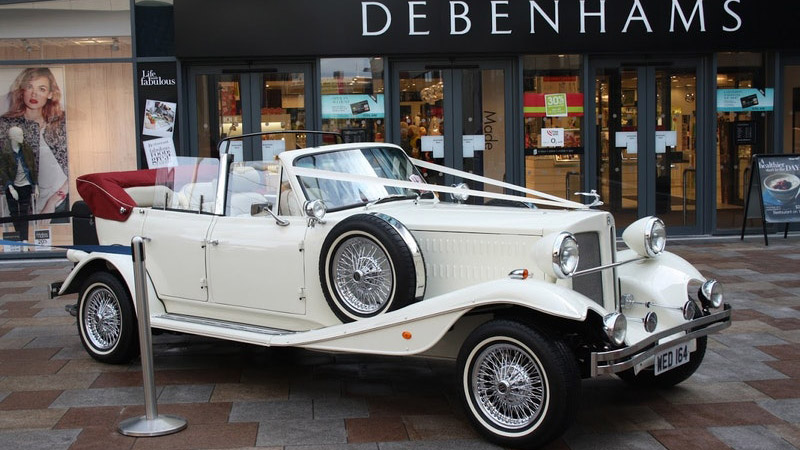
[251,202,289,226]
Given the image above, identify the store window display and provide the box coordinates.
[715,52,768,230]
[522,55,584,199]
[0,126,36,243]
[320,58,385,143]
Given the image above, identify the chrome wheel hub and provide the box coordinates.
[84,287,122,351]
[472,343,545,429]
[332,236,392,314]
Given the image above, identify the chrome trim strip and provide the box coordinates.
[370,212,427,300]
[153,313,294,336]
[573,255,646,277]
[590,305,732,376]
[214,153,234,216]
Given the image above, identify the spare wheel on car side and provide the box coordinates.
[319,213,425,323]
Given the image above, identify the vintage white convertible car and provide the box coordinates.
[54,131,730,448]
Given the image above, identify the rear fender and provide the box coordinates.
[58,250,165,316]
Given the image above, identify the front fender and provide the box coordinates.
[617,249,704,307]
[274,277,605,356]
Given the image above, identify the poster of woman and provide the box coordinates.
[0,67,69,243]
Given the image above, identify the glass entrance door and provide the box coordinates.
[393,62,512,200]
[594,60,701,232]
[189,64,312,159]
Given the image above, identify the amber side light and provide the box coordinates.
[402,331,412,340]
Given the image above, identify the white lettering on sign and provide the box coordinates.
[362,2,392,36]
[622,0,653,33]
[409,1,430,35]
[450,1,471,35]
[670,0,706,32]
[360,0,745,37]
[140,69,175,86]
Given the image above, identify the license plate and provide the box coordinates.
[654,342,690,375]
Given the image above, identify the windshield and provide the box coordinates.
[294,146,426,210]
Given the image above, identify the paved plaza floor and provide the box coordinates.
[0,235,798,450]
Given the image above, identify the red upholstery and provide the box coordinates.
[76,169,159,221]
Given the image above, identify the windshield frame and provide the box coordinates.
[290,144,428,212]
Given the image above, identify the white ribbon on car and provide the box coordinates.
[291,159,587,210]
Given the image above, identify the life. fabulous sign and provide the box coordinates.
[175,0,792,58]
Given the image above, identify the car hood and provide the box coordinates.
[363,200,612,236]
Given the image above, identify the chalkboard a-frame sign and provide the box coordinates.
[741,154,800,245]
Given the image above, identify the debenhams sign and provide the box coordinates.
[175,0,787,57]
[361,0,744,37]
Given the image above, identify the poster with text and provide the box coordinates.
[756,155,800,223]
[143,137,178,169]
[0,66,70,244]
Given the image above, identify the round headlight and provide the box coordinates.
[603,312,627,346]
[622,216,667,258]
[553,233,580,278]
[304,199,327,221]
[699,279,723,309]
[645,218,666,257]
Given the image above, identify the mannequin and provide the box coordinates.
[2,126,38,242]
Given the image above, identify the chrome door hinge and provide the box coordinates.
[298,287,306,301]
[200,277,208,290]
[298,241,304,252]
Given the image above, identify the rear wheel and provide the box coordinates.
[77,272,139,364]
[457,320,580,449]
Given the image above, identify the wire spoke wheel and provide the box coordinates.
[458,320,580,449]
[83,286,122,351]
[77,272,139,364]
[332,236,393,314]
[473,343,546,429]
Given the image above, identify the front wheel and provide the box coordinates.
[457,320,580,449]
[77,272,139,364]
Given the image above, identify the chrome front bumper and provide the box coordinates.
[590,304,732,377]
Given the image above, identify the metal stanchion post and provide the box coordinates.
[118,236,187,437]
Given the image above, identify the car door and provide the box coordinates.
[205,214,307,315]
[142,208,215,302]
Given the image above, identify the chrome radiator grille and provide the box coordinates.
[573,232,604,306]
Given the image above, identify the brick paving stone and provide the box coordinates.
[0,408,67,429]
[649,401,784,428]
[346,416,409,443]
[766,360,800,378]
[313,397,369,420]
[54,405,124,429]
[747,379,800,400]
[0,428,80,450]
[131,422,258,450]
[650,428,733,450]
[69,426,135,450]
[0,358,66,376]
[120,402,232,424]
[402,414,479,441]
[256,419,346,446]
[709,425,797,450]
[0,389,62,410]
[758,344,800,360]
[563,430,667,450]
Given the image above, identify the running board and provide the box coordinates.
[150,313,296,347]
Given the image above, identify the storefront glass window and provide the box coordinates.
[0,1,135,255]
[522,55,583,200]
[715,52,768,230]
[320,58,385,143]
[783,61,800,155]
